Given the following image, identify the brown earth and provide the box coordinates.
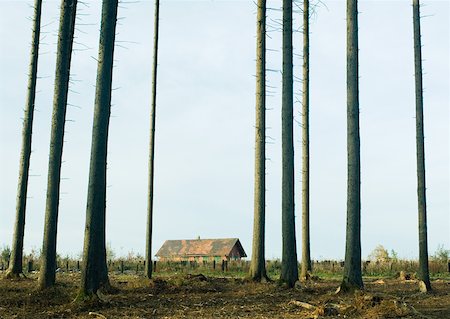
[1,273,449,318]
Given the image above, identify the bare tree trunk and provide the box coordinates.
[249,0,268,282]
[280,0,298,288]
[6,0,42,279]
[38,0,77,289]
[78,0,118,298]
[145,0,160,280]
[340,0,363,292]
[300,0,312,281]
[413,0,432,293]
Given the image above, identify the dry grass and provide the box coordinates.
[0,272,449,318]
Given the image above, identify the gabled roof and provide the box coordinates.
[155,238,247,258]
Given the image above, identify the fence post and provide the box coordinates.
[153,260,157,272]
[121,260,124,274]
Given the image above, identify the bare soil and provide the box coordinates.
[1,272,449,318]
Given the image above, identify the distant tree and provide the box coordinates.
[339,0,364,292]
[300,0,312,282]
[1,246,11,265]
[106,242,116,262]
[78,0,118,298]
[249,0,268,282]
[367,245,390,263]
[413,0,431,293]
[431,245,450,263]
[390,249,399,262]
[145,0,160,280]
[38,0,77,289]
[6,0,42,279]
[280,0,299,288]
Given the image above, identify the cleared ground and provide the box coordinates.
[1,271,450,318]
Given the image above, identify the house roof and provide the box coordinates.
[155,238,247,258]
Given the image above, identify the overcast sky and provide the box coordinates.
[0,0,448,261]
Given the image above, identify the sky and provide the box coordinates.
[0,0,449,261]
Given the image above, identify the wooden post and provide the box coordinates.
[120,260,124,274]
[66,260,69,272]
[77,260,80,270]
[27,260,33,273]
[153,260,157,272]
[213,260,216,270]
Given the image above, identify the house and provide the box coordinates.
[155,238,247,262]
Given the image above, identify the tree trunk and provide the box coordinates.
[300,0,312,281]
[249,0,268,282]
[413,0,431,293]
[280,0,298,288]
[145,0,160,280]
[340,0,363,292]
[6,0,42,279]
[38,0,77,289]
[79,0,118,297]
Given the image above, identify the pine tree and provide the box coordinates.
[249,0,268,282]
[38,0,77,289]
[280,0,299,288]
[300,0,312,281]
[79,0,118,297]
[339,0,364,292]
[6,0,42,279]
[412,0,432,293]
[145,0,160,279]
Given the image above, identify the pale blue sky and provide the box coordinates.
[0,0,449,260]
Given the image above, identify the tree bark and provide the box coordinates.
[249,0,268,282]
[280,0,298,288]
[300,0,312,281]
[79,0,118,297]
[38,0,77,289]
[145,0,160,280]
[6,0,42,279]
[413,0,431,293]
[340,0,363,292]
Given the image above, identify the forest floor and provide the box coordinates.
[1,272,450,319]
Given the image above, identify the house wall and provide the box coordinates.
[229,245,244,260]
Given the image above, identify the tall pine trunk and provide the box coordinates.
[413,0,431,293]
[249,0,268,282]
[79,0,118,297]
[300,0,312,281]
[145,0,160,279]
[340,0,363,292]
[6,0,42,279]
[280,0,298,288]
[38,0,77,289]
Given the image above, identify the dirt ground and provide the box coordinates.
[1,272,449,318]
